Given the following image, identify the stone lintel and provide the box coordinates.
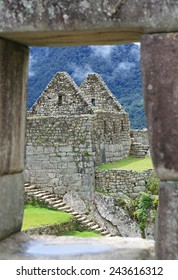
[0,173,24,241]
[156,181,178,259]
[0,1,178,46]
[141,32,178,180]
[0,38,29,175]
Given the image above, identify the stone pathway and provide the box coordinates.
[24,183,112,237]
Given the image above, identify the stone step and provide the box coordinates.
[85,222,95,227]
[95,227,106,233]
[45,197,58,203]
[34,192,48,198]
[105,234,112,237]
[25,185,36,190]
[57,206,71,211]
[24,183,30,187]
[90,224,99,230]
[81,219,91,224]
[25,188,38,193]
[74,214,83,219]
[41,194,54,200]
[76,216,87,222]
[52,202,66,208]
[29,190,45,195]
[70,212,79,216]
[48,199,63,204]
[64,209,74,213]
[101,230,110,235]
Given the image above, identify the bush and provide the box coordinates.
[134,192,153,238]
[146,174,159,195]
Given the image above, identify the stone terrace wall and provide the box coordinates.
[92,112,131,165]
[25,114,95,206]
[95,169,154,198]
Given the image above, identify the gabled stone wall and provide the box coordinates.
[28,72,94,117]
[80,73,124,113]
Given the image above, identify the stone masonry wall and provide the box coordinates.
[92,112,131,165]
[25,115,95,207]
[130,129,149,145]
[130,129,150,158]
[25,111,130,207]
[95,169,154,198]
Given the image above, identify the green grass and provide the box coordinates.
[60,230,101,238]
[96,157,153,172]
[22,204,102,237]
[22,204,73,230]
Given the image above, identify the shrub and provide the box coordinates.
[134,192,153,238]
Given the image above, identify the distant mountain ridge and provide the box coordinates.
[28,44,146,129]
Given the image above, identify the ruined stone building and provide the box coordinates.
[25,72,131,206]
[2,0,178,260]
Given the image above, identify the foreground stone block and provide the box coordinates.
[0,38,29,175]
[0,232,155,260]
[141,33,178,180]
[0,173,24,241]
[156,181,178,259]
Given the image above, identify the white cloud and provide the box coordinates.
[113,61,135,78]
[90,45,116,59]
[130,44,140,61]
[117,62,135,71]
[71,64,94,82]
[28,53,37,77]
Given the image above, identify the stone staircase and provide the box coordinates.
[24,183,112,237]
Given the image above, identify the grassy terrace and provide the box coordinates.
[22,204,73,230]
[22,204,101,237]
[96,157,153,172]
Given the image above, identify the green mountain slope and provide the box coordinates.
[28,44,146,128]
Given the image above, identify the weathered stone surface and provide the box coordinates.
[0,232,155,260]
[93,192,141,237]
[156,181,178,259]
[141,33,178,180]
[63,191,88,214]
[0,173,24,241]
[0,38,29,175]
[1,1,178,46]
